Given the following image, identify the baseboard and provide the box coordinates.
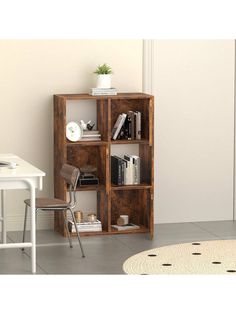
[1,212,54,231]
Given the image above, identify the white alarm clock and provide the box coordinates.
[66,122,83,142]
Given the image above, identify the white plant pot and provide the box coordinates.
[96,74,111,88]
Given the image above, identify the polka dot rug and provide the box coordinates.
[123,240,236,274]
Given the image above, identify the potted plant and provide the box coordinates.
[94,63,113,88]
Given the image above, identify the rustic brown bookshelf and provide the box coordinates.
[53,93,154,238]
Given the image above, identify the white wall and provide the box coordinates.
[150,40,235,223]
[1,39,235,229]
[0,40,143,230]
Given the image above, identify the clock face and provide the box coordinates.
[66,122,83,142]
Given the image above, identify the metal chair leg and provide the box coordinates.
[22,204,28,251]
[69,208,85,257]
[64,210,73,248]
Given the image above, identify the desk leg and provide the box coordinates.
[1,190,6,244]
[30,187,36,274]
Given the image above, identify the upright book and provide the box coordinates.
[123,154,134,185]
[124,154,140,184]
[127,111,135,140]
[111,155,125,185]
[134,111,141,140]
[131,155,140,184]
[112,113,127,140]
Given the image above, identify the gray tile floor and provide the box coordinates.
[1,220,236,274]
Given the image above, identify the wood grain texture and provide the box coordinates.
[110,189,150,228]
[53,93,154,237]
[54,95,67,235]
[54,93,152,100]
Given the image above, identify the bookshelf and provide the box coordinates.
[54,93,154,238]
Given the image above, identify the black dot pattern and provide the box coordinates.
[124,240,236,275]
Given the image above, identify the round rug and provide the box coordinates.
[123,240,236,274]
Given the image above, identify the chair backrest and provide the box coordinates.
[60,164,80,189]
[60,164,80,209]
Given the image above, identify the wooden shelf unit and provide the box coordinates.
[54,93,154,238]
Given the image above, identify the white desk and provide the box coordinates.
[0,154,45,273]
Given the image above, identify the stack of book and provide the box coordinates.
[111,223,140,231]
[111,154,140,185]
[89,87,117,96]
[111,110,141,140]
[68,219,102,233]
[80,130,101,141]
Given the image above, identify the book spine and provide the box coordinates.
[79,138,101,141]
[113,114,127,140]
[135,111,141,140]
[111,156,118,185]
[111,114,122,138]
[82,134,101,137]
[83,131,100,135]
[127,116,132,140]
[124,155,134,185]
[90,92,117,95]
[117,124,125,140]
[133,157,140,184]
[128,111,135,140]
[90,88,117,92]
[70,227,102,232]
[121,159,125,185]
[111,156,122,185]
[117,159,122,185]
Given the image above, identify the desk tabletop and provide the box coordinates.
[0,154,46,178]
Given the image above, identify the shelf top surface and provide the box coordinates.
[66,139,149,146]
[67,140,108,146]
[54,92,153,100]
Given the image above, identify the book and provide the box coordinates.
[79,137,101,141]
[83,130,100,135]
[111,114,122,139]
[89,87,117,96]
[124,154,134,185]
[131,155,140,184]
[68,219,102,232]
[90,92,117,96]
[111,223,140,231]
[125,115,132,140]
[117,124,126,140]
[134,111,141,140]
[90,87,117,92]
[112,113,127,140]
[111,155,124,185]
[127,111,135,140]
[81,130,101,140]
[82,134,101,138]
[124,154,140,185]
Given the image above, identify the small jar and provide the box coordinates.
[119,215,129,225]
[74,211,83,223]
[87,213,97,222]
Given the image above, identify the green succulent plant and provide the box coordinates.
[94,63,113,75]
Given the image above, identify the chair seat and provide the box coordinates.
[24,198,68,209]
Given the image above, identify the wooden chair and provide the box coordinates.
[22,164,85,257]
